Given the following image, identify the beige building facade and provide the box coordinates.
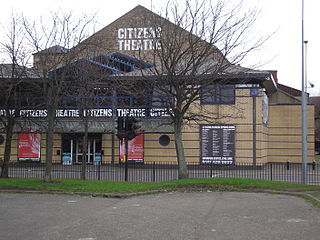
[0,6,315,165]
[1,86,315,165]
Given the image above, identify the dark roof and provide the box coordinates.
[277,83,302,97]
[310,96,320,115]
[0,64,39,79]
[53,52,154,76]
[89,53,154,73]
[34,45,69,55]
[310,97,320,142]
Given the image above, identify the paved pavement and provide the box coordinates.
[0,192,319,240]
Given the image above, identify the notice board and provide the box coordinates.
[200,125,235,164]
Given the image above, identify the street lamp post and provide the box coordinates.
[301,0,308,184]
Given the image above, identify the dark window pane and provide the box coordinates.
[201,84,234,104]
[63,97,78,108]
[98,97,112,107]
[220,86,235,103]
[201,87,217,104]
[117,96,131,107]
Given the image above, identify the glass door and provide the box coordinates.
[62,134,102,164]
[75,139,95,164]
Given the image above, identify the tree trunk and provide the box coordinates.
[174,120,188,179]
[0,117,14,178]
[43,106,55,183]
[81,119,88,180]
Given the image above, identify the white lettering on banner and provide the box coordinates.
[150,108,170,117]
[117,27,162,51]
[56,109,113,118]
[0,109,16,116]
[0,109,6,116]
[56,109,80,118]
[84,109,113,117]
[117,108,146,117]
[202,125,235,130]
[20,109,48,117]
[0,108,171,118]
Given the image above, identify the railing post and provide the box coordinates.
[125,138,128,182]
[312,160,316,171]
[98,163,101,181]
[210,161,213,178]
[270,163,273,181]
[152,162,156,182]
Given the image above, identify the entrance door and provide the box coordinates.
[75,139,96,164]
[62,134,102,164]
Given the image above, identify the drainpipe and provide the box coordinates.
[251,88,258,166]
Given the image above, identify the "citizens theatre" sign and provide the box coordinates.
[0,108,171,118]
[117,27,162,51]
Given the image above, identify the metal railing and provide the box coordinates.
[6,161,320,185]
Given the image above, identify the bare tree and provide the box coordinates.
[136,0,270,178]
[62,60,111,180]
[0,13,32,178]
[22,11,96,182]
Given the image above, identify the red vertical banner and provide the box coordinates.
[18,132,41,161]
[120,134,144,163]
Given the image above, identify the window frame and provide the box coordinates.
[200,84,235,105]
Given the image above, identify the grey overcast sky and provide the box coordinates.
[0,0,319,96]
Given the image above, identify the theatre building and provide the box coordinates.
[0,5,315,166]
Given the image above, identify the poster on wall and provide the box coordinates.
[200,125,235,164]
[120,134,144,163]
[18,132,41,161]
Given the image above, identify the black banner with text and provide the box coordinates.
[200,125,235,164]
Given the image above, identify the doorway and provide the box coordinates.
[62,134,102,164]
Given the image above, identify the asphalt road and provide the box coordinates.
[0,192,319,240]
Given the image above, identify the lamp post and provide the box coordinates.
[301,0,308,184]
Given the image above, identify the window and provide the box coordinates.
[116,87,152,108]
[151,96,171,108]
[201,84,235,104]
[31,97,46,108]
[96,96,112,107]
[117,96,132,107]
[61,97,78,108]
[159,135,170,146]
[151,86,173,108]
[133,96,149,107]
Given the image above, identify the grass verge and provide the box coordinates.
[0,177,320,192]
[0,177,319,207]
